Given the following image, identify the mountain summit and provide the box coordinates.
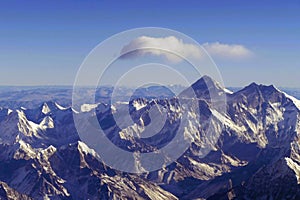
[0,76,300,199]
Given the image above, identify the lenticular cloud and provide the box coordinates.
[120,36,203,63]
[120,36,253,63]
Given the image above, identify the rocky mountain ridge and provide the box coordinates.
[0,76,300,199]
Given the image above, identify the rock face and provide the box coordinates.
[0,76,300,199]
[0,181,32,200]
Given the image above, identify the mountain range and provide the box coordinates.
[0,76,300,199]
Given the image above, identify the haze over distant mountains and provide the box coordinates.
[0,84,299,109]
[1,76,300,199]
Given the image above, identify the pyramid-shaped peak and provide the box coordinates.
[40,116,54,129]
[179,75,228,100]
[196,75,215,84]
[237,82,259,93]
[41,101,64,114]
[42,102,51,114]
[249,82,259,87]
[191,75,224,91]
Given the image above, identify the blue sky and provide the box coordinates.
[0,0,299,87]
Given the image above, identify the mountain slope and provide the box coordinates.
[0,76,300,199]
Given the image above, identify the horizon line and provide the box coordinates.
[0,84,299,89]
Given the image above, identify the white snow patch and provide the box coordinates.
[80,103,98,112]
[268,102,284,125]
[40,116,54,129]
[111,105,117,112]
[28,120,40,132]
[115,101,129,105]
[42,103,51,114]
[224,88,233,94]
[211,109,246,132]
[71,108,79,114]
[7,109,13,115]
[55,102,68,110]
[119,131,126,140]
[286,157,300,183]
[187,157,221,177]
[222,153,248,167]
[78,141,99,158]
[18,140,36,158]
[132,101,146,111]
[169,104,180,112]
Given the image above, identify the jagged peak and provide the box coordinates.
[42,102,51,114]
[40,116,55,129]
[249,82,259,87]
[240,82,259,92]
[179,75,232,100]
[191,75,231,93]
[77,141,99,158]
[16,109,27,119]
[233,82,300,110]
[0,181,33,199]
[14,140,37,159]
[237,82,279,95]
[129,97,148,111]
[40,101,68,114]
[192,75,218,88]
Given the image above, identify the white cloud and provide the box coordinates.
[120,36,253,62]
[120,36,203,63]
[202,42,253,59]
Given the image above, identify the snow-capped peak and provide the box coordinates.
[194,75,231,94]
[192,75,221,91]
[41,101,68,114]
[7,109,13,115]
[40,116,54,129]
[77,141,99,158]
[42,103,51,114]
[180,75,230,99]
